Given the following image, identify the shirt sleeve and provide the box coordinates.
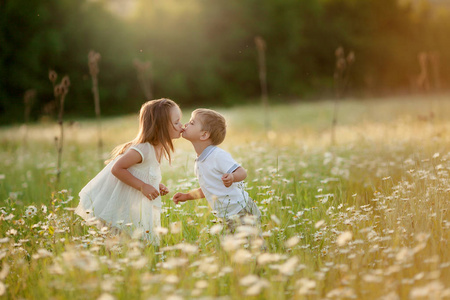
[215,150,240,174]
[129,143,149,163]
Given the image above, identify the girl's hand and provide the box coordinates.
[141,184,160,201]
[159,183,169,196]
[221,173,234,187]
[173,192,189,204]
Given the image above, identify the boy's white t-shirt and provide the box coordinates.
[195,145,249,218]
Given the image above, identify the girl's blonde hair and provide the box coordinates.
[108,98,179,163]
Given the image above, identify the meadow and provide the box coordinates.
[1,94,450,299]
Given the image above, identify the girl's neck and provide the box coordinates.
[154,143,164,163]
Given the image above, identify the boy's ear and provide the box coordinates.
[200,131,210,141]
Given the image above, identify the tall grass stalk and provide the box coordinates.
[255,36,270,131]
[53,75,70,186]
[332,46,355,146]
[88,50,103,166]
[22,89,36,148]
[134,59,153,101]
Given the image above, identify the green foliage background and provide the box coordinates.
[1,0,450,124]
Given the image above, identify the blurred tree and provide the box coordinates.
[0,0,137,124]
[321,0,419,95]
[1,0,450,124]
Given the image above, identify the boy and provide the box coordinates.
[172,108,261,231]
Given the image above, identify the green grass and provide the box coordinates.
[1,94,450,299]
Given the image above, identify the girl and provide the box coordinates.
[75,98,183,244]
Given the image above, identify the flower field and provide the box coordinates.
[1,94,449,299]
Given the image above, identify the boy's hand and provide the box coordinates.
[173,192,189,204]
[159,183,169,196]
[222,173,234,187]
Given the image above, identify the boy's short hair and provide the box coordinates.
[193,108,226,145]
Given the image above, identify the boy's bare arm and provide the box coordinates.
[172,188,205,204]
[222,166,247,187]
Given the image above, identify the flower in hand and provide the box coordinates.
[159,183,169,196]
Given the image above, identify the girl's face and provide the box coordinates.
[168,106,183,139]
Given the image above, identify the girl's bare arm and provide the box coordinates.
[111,149,159,200]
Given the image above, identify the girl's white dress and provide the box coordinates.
[75,142,162,244]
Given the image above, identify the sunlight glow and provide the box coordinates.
[106,0,138,19]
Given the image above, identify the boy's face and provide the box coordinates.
[182,113,204,142]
